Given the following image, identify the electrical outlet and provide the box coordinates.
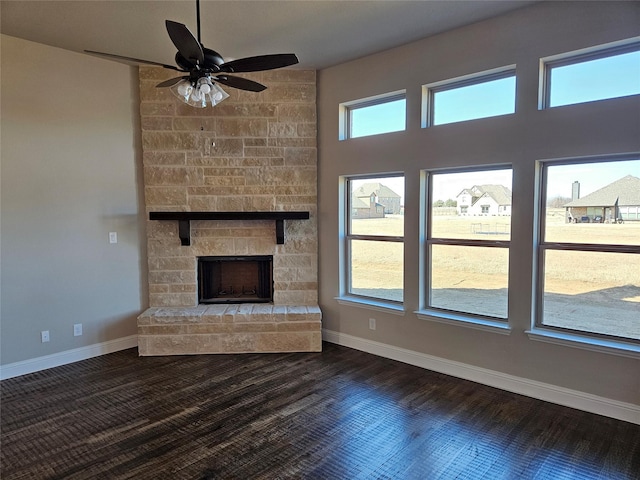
[109,232,118,244]
[73,323,83,337]
[369,318,376,330]
[41,330,50,343]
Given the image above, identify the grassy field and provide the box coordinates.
[350,212,640,338]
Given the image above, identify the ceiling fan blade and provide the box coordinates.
[220,53,299,73]
[156,76,189,88]
[84,50,182,71]
[214,75,267,92]
[166,20,204,65]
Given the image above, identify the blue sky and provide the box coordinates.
[349,49,639,203]
[352,48,639,139]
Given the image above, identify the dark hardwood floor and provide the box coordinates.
[1,342,639,479]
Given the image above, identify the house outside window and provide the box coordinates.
[536,157,640,342]
[423,167,512,320]
[343,175,404,304]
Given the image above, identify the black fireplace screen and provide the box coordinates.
[198,256,273,304]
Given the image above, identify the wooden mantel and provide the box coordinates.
[149,211,310,246]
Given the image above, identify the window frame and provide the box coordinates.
[422,166,512,324]
[539,38,640,110]
[343,173,405,307]
[534,156,640,345]
[422,66,517,128]
[339,90,406,140]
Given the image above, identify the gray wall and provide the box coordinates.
[317,2,640,404]
[1,35,146,366]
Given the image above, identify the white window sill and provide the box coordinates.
[415,309,511,335]
[526,328,640,359]
[335,296,405,316]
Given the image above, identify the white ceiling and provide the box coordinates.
[1,0,537,70]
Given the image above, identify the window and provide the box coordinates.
[541,39,640,109]
[423,67,516,127]
[340,91,406,140]
[425,167,512,319]
[537,157,640,342]
[344,175,404,303]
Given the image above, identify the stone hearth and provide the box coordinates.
[136,67,321,355]
[138,305,321,355]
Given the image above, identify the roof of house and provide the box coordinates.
[351,196,370,209]
[354,183,401,199]
[457,184,512,206]
[564,175,640,207]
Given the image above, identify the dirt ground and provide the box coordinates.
[350,212,640,339]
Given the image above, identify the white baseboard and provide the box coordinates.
[0,335,138,381]
[322,329,640,425]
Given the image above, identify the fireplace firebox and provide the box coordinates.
[198,256,273,304]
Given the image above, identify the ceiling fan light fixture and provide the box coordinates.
[170,77,228,108]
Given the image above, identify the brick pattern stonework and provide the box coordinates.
[137,66,321,355]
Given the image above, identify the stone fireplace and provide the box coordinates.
[136,67,321,355]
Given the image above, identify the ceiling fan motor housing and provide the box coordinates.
[175,48,224,73]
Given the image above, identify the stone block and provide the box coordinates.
[138,334,221,356]
[268,122,298,138]
[297,123,317,138]
[255,332,311,352]
[202,304,229,322]
[264,84,315,103]
[233,322,277,333]
[244,138,268,147]
[150,257,195,273]
[148,270,196,285]
[142,132,202,151]
[277,105,316,123]
[144,166,204,186]
[223,304,239,322]
[142,117,173,131]
[143,151,187,166]
[209,138,245,156]
[216,118,268,137]
[191,237,235,255]
[173,118,217,132]
[139,325,188,335]
[210,103,277,118]
[187,324,234,334]
[284,148,317,166]
[170,284,197,293]
[310,332,323,351]
[221,334,257,353]
[243,146,284,158]
[276,322,321,332]
[140,103,175,116]
[149,284,170,294]
[269,137,317,148]
[188,196,219,211]
[145,186,187,206]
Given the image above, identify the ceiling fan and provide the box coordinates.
[85,0,299,107]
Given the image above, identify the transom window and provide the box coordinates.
[425,167,512,319]
[423,67,516,127]
[537,157,640,342]
[344,175,404,304]
[340,91,406,140]
[540,39,640,109]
